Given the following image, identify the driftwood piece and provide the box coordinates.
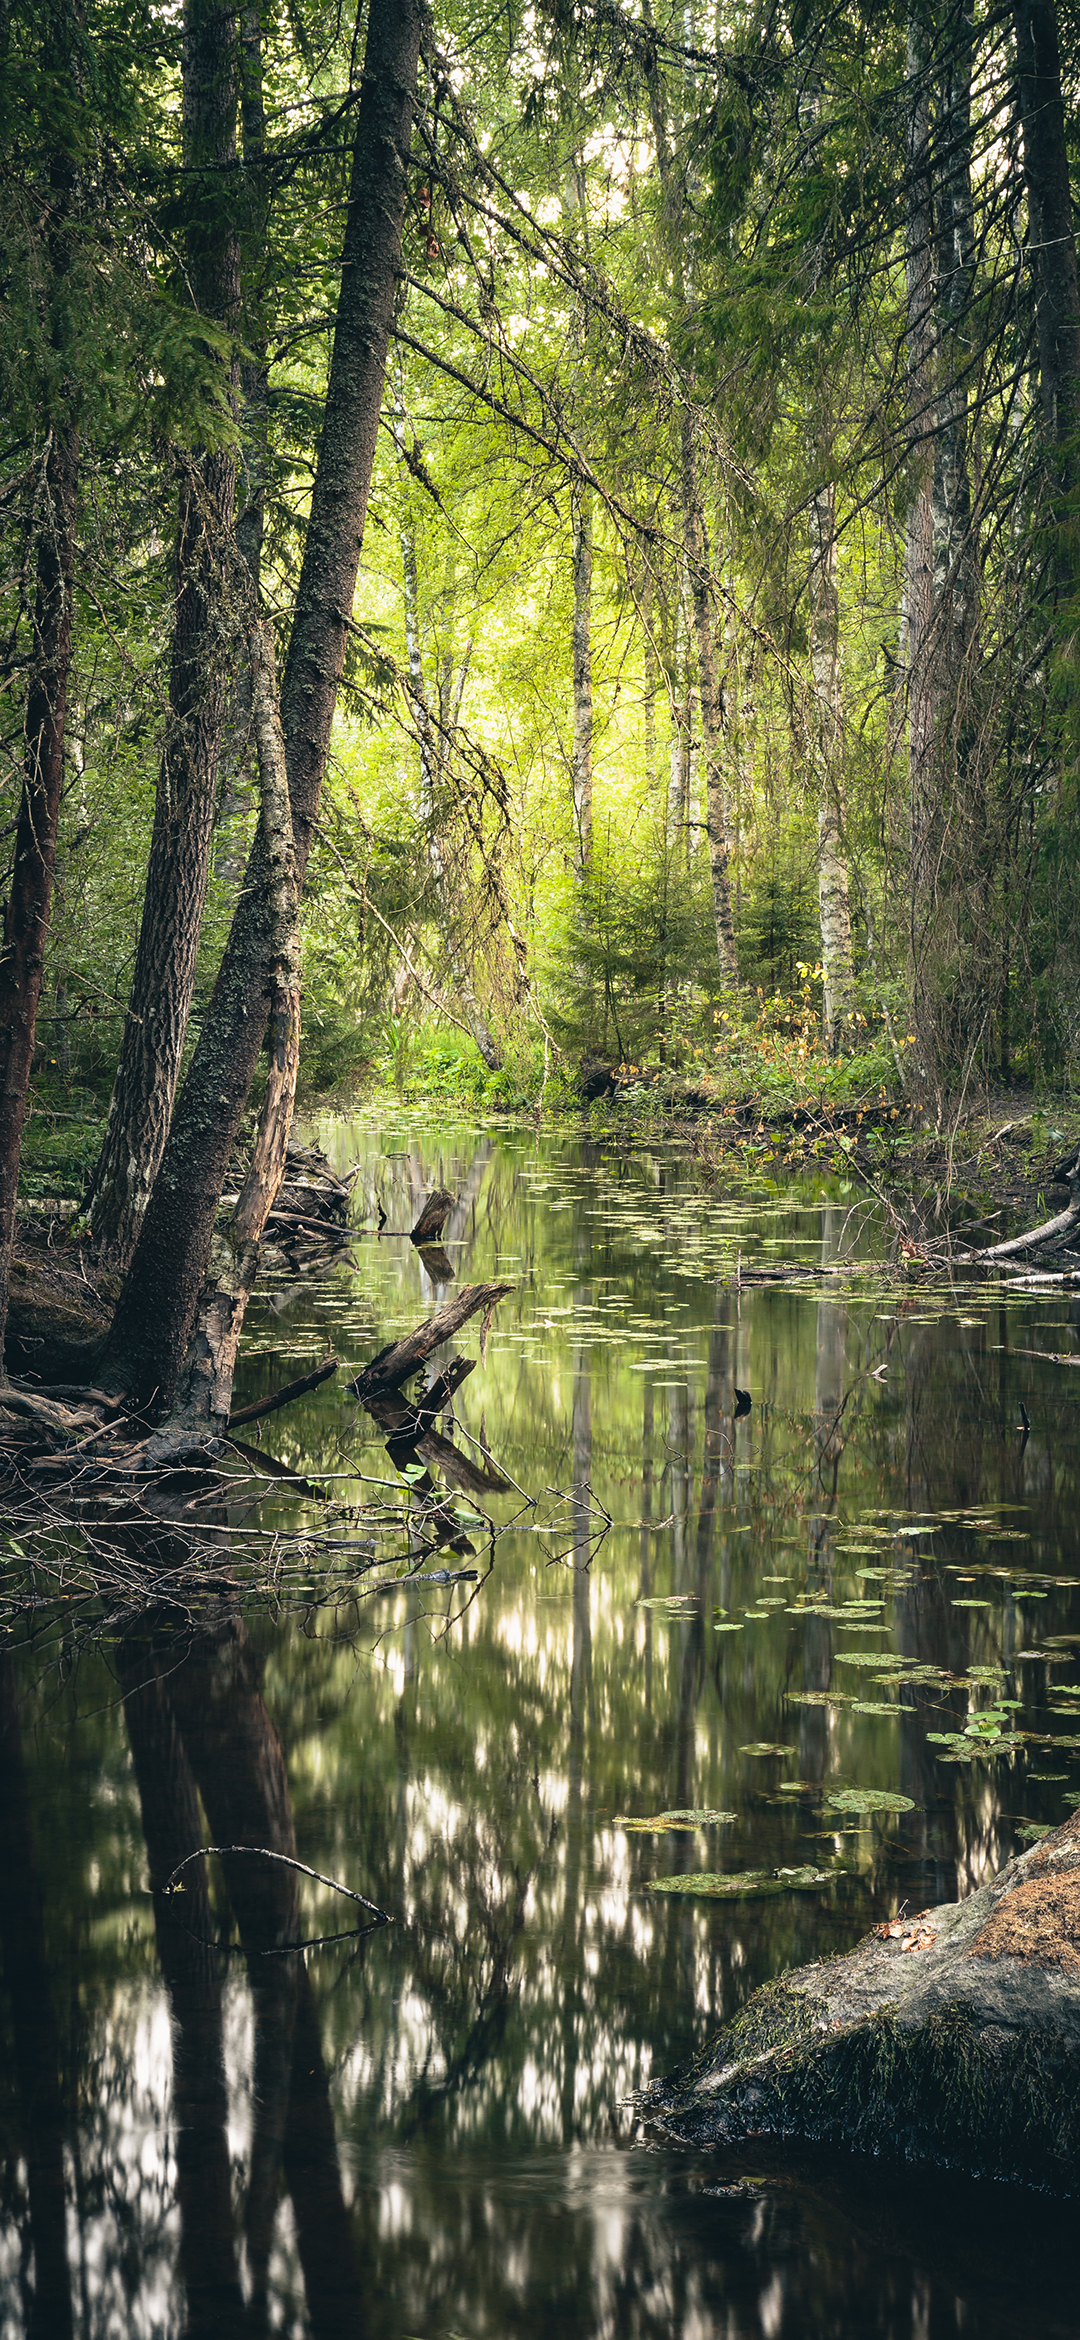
[409,1189,455,1245]
[348,1282,513,1404]
[227,1355,338,1429]
[955,1173,1080,1263]
[415,1358,475,1421]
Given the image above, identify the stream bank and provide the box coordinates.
[641,1808,1080,2193]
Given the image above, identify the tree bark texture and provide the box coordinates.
[0,425,77,1374]
[84,0,241,1267]
[902,11,939,1072]
[808,477,855,1050]
[143,616,300,1451]
[571,477,594,888]
[799,76,855,1047]
[1013,0,1080,480]
[932,20,978,690]
[99,0,423,1412]
[214,0,270,889]
[681,415,738,982]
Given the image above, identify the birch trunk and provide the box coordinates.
[902,11,938,1069]
[571,478,594,890]
[643,17,738,980]
[808,478,855,1049]
[681,416,738,982]
[667,583,692,860]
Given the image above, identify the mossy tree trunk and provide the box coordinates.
[98,0,424,1416]
[82,0,241,1268]
[0,13,80,1374]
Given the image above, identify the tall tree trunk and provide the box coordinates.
[393,369,500,1068]
[0,426,77,1374]
[214,0,270,889]
[142,613,298,1455]
[642,19,738,983]
[0,5,80,1373]
[1013,0,1080,529]
[681,415,738,981]
[667,573,694,865]
[99,0,423,1414]
[809,477,855,1048]
[83,0,240,1266]
[933,19,978,690]
[800,76,854,1048]
[902,10,938,1080]
[570,477,594,889]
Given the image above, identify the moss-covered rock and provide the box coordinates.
[640,1809,1080,2193]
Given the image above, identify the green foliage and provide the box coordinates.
[547,824,717,1067]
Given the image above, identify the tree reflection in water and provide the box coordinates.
[2,1127,1080,2336]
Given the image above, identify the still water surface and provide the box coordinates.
[4,1111,1080,2338]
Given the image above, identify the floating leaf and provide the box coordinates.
[648,1866,834,1898]
[801,1605,883,1621]
[739,1742,793,1758]
[636,1595,698,1608]
[714,1621,744,1633]
[826,1788,916,1815]
[613,1808,737,1831]
[786,1689,857,1707]
[851,1701,900,1716]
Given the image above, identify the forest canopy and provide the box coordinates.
[1,0,1079,1419]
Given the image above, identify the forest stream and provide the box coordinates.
[4,1108,1080,2339]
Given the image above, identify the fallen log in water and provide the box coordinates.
[638,1808,1080,2193]
[348,1281,513,1403]
[227,1355,338,1428]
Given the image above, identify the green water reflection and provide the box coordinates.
[3,1110,1080,2336]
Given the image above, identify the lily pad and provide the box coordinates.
[739,1742,793,1757]
[614,1808,737,1831]
[648,1866,833,1898]
[826,1788,916,1815]
[786,1689,857,1707]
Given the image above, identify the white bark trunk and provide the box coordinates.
[808,478,855,1049]
[571,477,594,889]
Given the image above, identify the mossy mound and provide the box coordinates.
[640,1809,1080,2193]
